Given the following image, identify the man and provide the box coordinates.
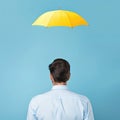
[27,58,94,120]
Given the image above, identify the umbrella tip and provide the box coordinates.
[58,6,62,10]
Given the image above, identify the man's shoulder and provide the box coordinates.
[68,90,90,102]
[70,91,88,100]
[28,91,51,109]
[31,91,51,101]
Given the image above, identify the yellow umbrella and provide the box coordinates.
[32,10,88,28]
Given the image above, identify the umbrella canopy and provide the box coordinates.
[32,10,88,28]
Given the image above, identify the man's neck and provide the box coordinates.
[53,82,67,86]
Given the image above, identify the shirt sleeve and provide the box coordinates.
[83,97,94,120]
[27,99,38,120]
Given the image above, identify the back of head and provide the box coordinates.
[49,58,70,83]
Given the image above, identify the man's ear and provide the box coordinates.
[50,74,54,82]
[67,72,71,80]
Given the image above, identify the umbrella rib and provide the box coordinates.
[64,12,73,27]
[46,12,56,27]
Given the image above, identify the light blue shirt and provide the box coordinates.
[27,85,94,120]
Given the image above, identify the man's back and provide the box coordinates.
[27,85,94,120]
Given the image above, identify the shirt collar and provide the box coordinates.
[52,85,68,90]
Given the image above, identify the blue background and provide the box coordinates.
[0,0,120,120]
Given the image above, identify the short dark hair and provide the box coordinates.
[49,58,70,83]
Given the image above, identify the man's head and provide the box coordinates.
[49,58,70,84]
